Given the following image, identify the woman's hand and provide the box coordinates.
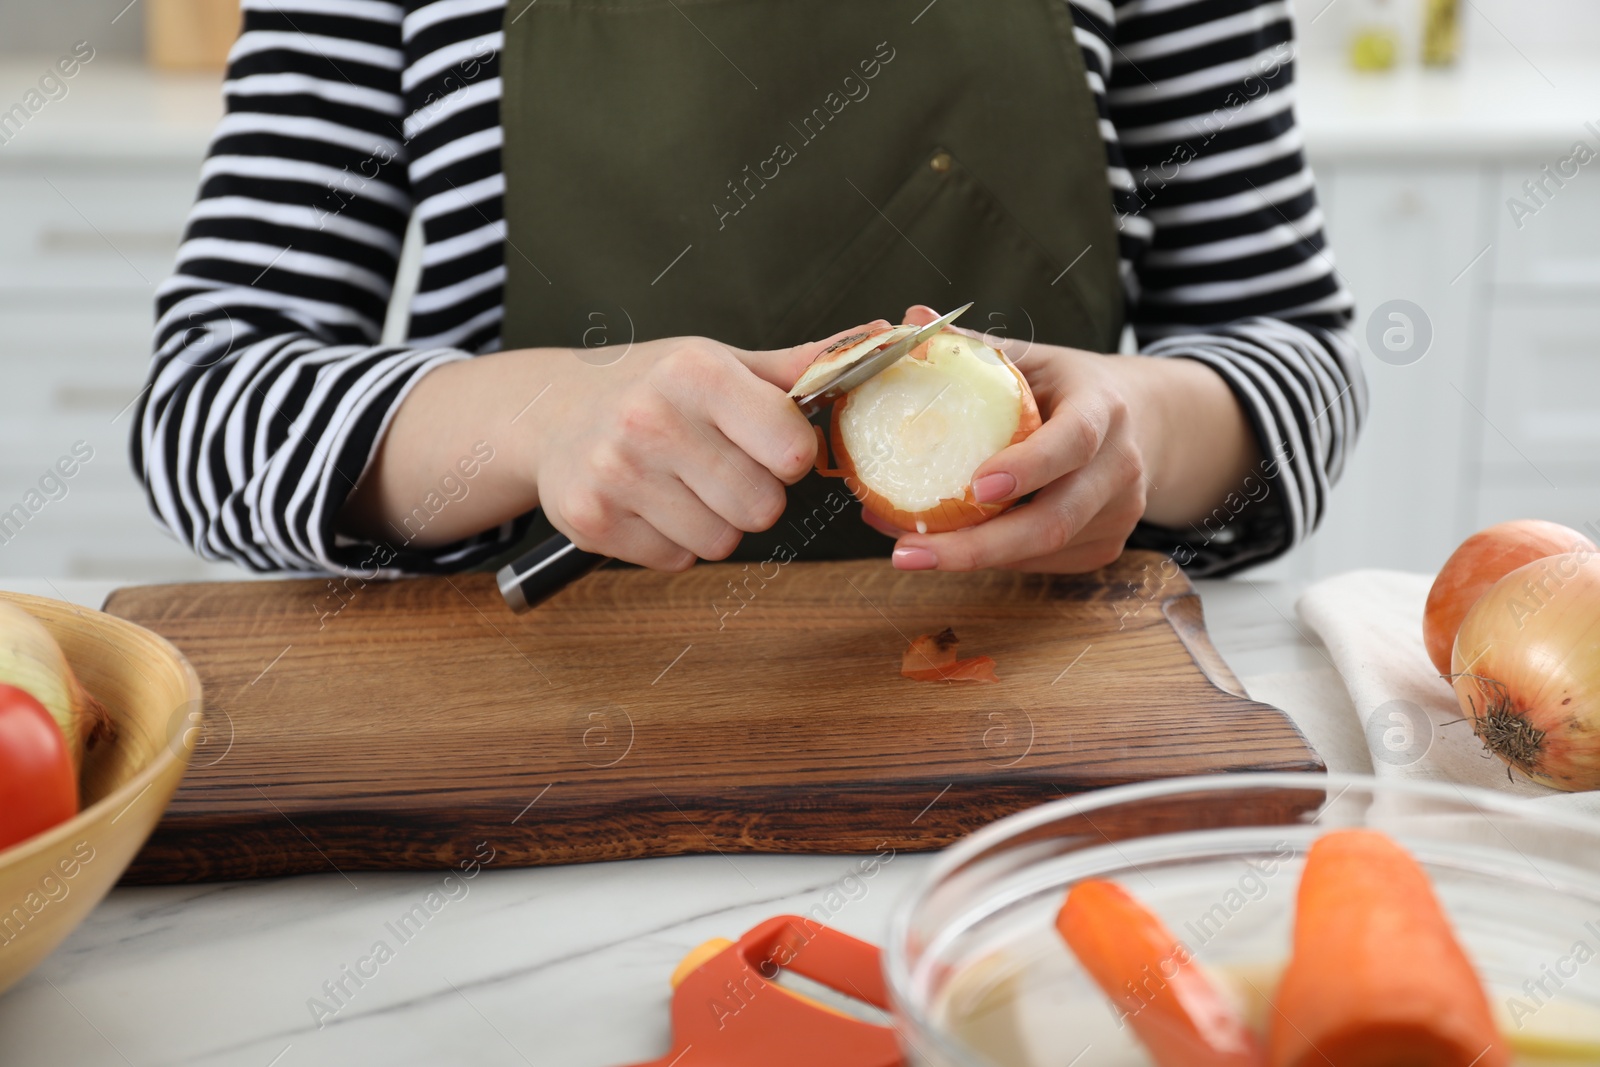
[868,306,1256,573]
[530,325,884,570]
[340,322,888,568]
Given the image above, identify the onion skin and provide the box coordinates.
[1424,520,1596,676]
[788,323,913,398]
[821,331,1041,534]
[901,627,1000,683]
[1450,552,1600,790]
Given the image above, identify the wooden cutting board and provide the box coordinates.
[104,552,1320,883]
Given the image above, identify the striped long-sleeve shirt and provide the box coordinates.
[134,0,1366,577]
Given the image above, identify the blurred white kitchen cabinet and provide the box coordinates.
[1280,165,1491,580]
[1273,57,1600,582]
[0,63,239,581]
[1475,299,1600,532]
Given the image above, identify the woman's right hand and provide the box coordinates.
[530,324,886,570]
[339,321,888,569]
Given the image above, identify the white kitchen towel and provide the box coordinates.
[1295,569,1600,817]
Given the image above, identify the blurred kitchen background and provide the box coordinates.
[0,0,1597,584]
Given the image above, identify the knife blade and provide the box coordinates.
[791,301,973,417]
[498,303,975,612]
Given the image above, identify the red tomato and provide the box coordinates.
[0,682,78,852]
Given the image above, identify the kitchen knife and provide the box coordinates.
[497,303,974,613]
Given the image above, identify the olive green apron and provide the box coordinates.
[488,0,1123,566]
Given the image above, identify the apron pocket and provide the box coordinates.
[765,146,1108,354]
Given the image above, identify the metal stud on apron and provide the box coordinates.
[484,0,1125,596]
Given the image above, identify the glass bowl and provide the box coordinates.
[886,773,1600,1066]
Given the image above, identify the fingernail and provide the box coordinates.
[892,546,938,570]
[972,472,1016,503]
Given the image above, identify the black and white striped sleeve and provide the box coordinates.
[130,0,518,575]
[1075,0,1367,575]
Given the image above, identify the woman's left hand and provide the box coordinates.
[868,305,1155,573]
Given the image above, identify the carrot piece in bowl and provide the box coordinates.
[1268,829,1510,1067]
[1056,879,1265,1067]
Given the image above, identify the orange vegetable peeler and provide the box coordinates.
[621,915,906,1067]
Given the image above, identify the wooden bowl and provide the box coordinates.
[0,592,200,996]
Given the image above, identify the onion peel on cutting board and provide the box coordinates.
[902,628,999,683]
[793,323,1041,534]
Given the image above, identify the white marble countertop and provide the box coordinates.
[3,52,1599,168]
[0,575,1350,1067]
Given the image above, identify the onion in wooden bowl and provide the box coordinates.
[0,592,200,997]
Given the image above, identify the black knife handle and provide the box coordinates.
[496,534,609,612]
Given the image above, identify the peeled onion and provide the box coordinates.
[0,601,110,776]
[1450,552,1600,790]
[1423,519,1595,676]
[794,324,1040,534]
